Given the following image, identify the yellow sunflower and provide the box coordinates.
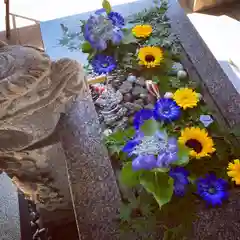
[227,159,240,185]
[173,88,199,109]
[132,24,152,38]
[178,127,215,159]
[138,46,164,68]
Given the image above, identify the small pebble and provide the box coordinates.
[112,79,121,88]
[127,75,137,83]
[132,86,147,97]
[177,70,187,79]
[119,81,133,94]
[197,93,202,100]
[134,99,144,107]
[139,93,148,99]
[164,92,173,99]
[172,62,184,72]
[147,94,156,104]
[124,102,142,112]
[144,103,154,110]
[103,129,113,137]
[123,93,133,102]
[136,77,146,86]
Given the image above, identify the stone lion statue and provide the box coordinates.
[0,40,88,211]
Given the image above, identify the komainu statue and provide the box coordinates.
[0,40,88,211]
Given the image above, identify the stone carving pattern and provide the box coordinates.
[0,40,88,211]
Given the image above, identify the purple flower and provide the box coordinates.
[196,173,228,206]
[122,130,179,171]
[153,98,181,123]
[132,155,157,171]
[156,137,178,168]
[112,29,124,45]
[169,167,189,196]
[199,115,214,127]
[84,14,123,50]
[108,12,125,28]
[133,109,153,130]
[95,8,106,15]
[91,54,117,74]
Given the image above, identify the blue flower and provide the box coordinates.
[199,115,214,127]
[108,12,125,28]
[169,167,189,196]
[122,132,143,154]
[196,173,228,206]
[133,109,153,130]
[91,54,117,74]
[153,98,181,123]
[122,130,178,171]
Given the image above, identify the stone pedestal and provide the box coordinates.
[59,94,121,240]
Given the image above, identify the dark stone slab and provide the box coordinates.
[192,189,240,240]
[59,93,121,240]
[167,0,240,128]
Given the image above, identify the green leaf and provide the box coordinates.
[120,162,142,187]
[139,171,174,208]
[173,144,190,166]
[158,75,172,93]
[230,124,240,137]
[120,204,132,221]
[152,76,159,83]
[102,0,112,14]
[140,119,163,136]
[81,41,92,53]
[122,30,138,44]
[147,36,162,46]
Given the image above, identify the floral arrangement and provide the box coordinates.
[60,0,240,237]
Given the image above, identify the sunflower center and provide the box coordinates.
[185,139,203,153]
[145,54,155,62]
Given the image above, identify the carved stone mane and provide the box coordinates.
[0,41,88,211]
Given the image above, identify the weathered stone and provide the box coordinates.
[119,81,133,94]
[124,102,143,112]
[123,93,133,102]
[114,117,129,131]
[104,107,128,125]
[112,79,122,89]
[0,42,87,215]
[147,94,156,104]
[134,99,144,107]
[136,77,146,87]
[171,62,184,73]
[132,86,147,97]
[95,87,123,110]
[59,94,121,239]
[177,70,188,79]
[144,103,154,110]
[127,75,137,83]
[139,93,148,100]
